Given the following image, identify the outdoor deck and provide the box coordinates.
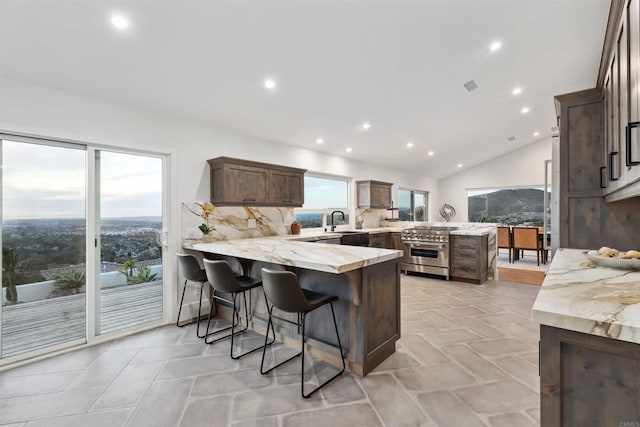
[1,281,163,358]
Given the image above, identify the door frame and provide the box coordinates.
[0,131,178,368]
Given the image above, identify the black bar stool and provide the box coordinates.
[203,259,275,359]
[260,268,345,399]
[176,253,208,338]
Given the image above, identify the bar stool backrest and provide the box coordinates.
[512,227,539,250]
[203,259,241,293]
[177,253,207,282]
[261,268,309,313]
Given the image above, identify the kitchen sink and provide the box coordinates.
[331,231,369,246]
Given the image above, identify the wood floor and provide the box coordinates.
[497,268,544,286]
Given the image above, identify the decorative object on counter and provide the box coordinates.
[185,202,216,242]
[355,216,364,229]
[385,201,400,222]
[439,203,456,222]
[585,249,640,270]
[290,220,301,235]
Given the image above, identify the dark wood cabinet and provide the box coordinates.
[555,89,640,251]
[356,180,393,208]
[268,169,304,206]
[208,157,306,207]
[540,325,640,426]
[368,233,390,248]
[449,235,488,284]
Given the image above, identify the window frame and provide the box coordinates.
[398,187,429,222]
[294,172,352,231]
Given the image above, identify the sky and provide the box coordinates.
[1,140,162,219]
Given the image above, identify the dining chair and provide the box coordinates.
[512,227,544,265]
[497,226,512,263]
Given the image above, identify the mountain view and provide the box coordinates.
[468,188,549,226]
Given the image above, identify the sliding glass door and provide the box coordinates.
[1,138,87,358]
[1,136,168,363]
[96,150,164,335]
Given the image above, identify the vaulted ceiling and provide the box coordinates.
[0,0,610,177]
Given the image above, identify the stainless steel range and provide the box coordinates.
[401,226,458,279]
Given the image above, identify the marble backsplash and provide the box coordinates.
[182,202,295,241]
[355,208,389,228]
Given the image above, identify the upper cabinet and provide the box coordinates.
[208,157,306,206]
[600,0,640,201]
[356,180,393,208]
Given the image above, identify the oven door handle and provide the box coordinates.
[404,242,447,250]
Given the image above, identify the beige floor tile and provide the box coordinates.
[422,328,483,346]
[417,390,487,427]
[398,335,450,366]
[319,373,365,404]
[395,363,476,391]
[90,361,164,411]
[0,370,81,398]
[157,354,237,379]
[191,368,274,397]
[231,384,323,421]
[420,311,457,329]
[494,356,540,392]
[468,339,533,358]
[371,350,421,372]
[282,403,383,427]
[64,349,137,391]
[441,345,509,382]
[488,412,538,427]
[0,387,105,424]
[454,379,539,414]
[359,373,432,426]
[129,343,205,364]
[179,395,231,427]
[23,408,133,427]
[127,377,192,427]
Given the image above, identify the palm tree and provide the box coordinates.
[2,246,20,304]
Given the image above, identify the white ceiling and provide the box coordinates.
[0,0,610,178]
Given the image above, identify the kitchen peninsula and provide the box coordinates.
[185,235,403,376]
[533,248,640,426]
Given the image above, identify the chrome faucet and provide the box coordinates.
[330,210,345,232]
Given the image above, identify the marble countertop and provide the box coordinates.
[184,235,403,274]
[532,248,640,345]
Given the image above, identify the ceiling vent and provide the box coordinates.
[507,136,516,142]
[463,80,479,93]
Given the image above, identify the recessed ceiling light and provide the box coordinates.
[407,142,414,148]
[533,131,540,137]
[316,138,324,144]
[457,163,463,168]
[508,136,516,142]
[489,41,502,52]
[512,87,522,95]
[110,15,129,30]
[521,107,530,114]
[361,122,371,130]
[427,151,435,157]
[264,78,277,90]
[346,147,353,153]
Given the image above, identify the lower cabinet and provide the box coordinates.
[449,235,488,284]
[539,325,640,426]
[369,233,390,248]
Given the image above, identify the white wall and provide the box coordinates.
[438,138,552,222]
[0,77,439,220]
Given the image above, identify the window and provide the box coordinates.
[467,187,550,226]
[398,189,428,221]
[295,174,349,229]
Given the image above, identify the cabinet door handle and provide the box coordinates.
[626,122,640,166]
[242,198,256,202]
[599,166,607,189]
[609,151,619,181]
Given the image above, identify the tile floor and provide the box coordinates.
[0,274,542,426]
